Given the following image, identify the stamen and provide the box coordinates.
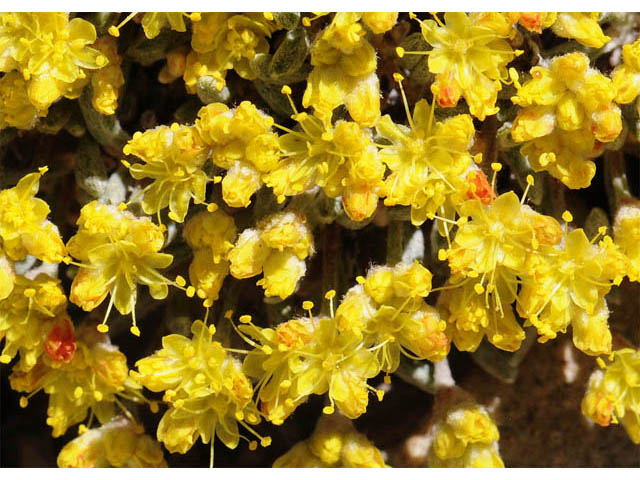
[393,73,416,131]
[108,12,138,37]
[521,174,534,205]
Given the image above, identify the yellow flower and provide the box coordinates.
[183,210,237,303]
[582,349,640,444]
[613,204,640,282]
[551,13,610,48]
[439,277,525,353]
[10,323,142,437]
[511,52,622,155]
[303,12,381,126]
[90,37,124,115]
[57,417,167,467]
[520,127,603,189]
[0,169,67,264]
[428,403,504,468]
[241,315,381,424]
[186,13,276,88]
[133,320,268,457]
[517,228,626,355]
[361,12,397,35]
[441,192,563,351]
[612,38,640,107]
[123,124,210,223]
[195,101,280,208]
[229,211,314,299]
[0,13,107,111]
[0,274,67,369]
[412,12,519,120]
[274,413,388,467]
[447,191,561,281]
[335,262,449,372]
[266,103,385,221]
[67,201,174,334]
[0,72,43,129]
[375,93,475,225]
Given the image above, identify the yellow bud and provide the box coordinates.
[130,326,141,337]
[186,286,196,298]
[438,249,448,261]
[474,283,485,294]
[526,175,534,186]
[325,290,336,300]
[175,275,186,287]
[19,397,28,408]
[0,354,11,364]
[302,17,311,27]
[281,85,292,95]
[108,25,120,37]
[93,390,103,402]
[150,401,159,413]
[393,72,405,83]
[395,46,405,58]
[74,386,84,399]
[261,437,272,447]
[302,300,314,311]
[239,314,252,324]
[491,162,503,172]
[323,405,335,415]
[249,441,258,451]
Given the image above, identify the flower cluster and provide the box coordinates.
[0,274,68,369]
[273,414,388,467]
[57,417,166,467]
[0,13,107,128]
[132,319,270,457]
[10,323,143,437]
[183,209,237,304]
[184,13,277,91]
[229,211,314,299]
[404,12,520,120]
[582,349,640,444]
[2,11,640,469]
[428,402,504,468]
[66,201,175,334]
[304,12,396,126]
[240,312,381,423]
[336,262,449,372]
[195,101,280,208]
[511,52,622,188]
